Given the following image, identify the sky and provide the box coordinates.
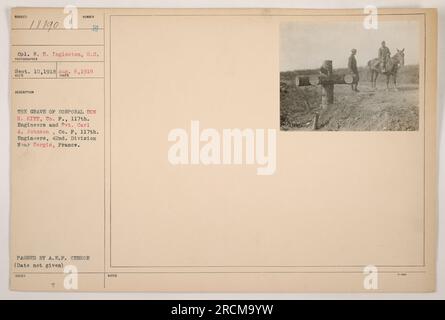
[280,20,420,71]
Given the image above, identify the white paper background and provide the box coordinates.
[0,0,443,300]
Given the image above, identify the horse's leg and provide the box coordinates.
[386,74,390,90]
[393,73,398,91]
[374,70,379,89]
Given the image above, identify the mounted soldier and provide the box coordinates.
[378,41,391,73]
[368,47,405,90]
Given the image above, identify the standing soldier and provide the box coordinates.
[378,41,391,72]
[348,48,359,92]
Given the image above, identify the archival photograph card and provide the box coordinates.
[10,8,437,292]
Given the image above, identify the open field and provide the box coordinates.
[280,65,419,131]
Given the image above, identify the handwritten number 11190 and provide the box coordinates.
[29,20,59,31]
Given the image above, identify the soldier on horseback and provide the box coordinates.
[378,41,391,73]
[368,46,405,90]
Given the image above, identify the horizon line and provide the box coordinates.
[280,63,419,73]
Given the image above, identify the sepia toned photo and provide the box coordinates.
[280,20,420,131]
[8,7,438,294]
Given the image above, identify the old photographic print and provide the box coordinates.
[280,20,420,131]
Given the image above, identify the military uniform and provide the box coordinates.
[378,46,391,72]
[348,54,358,76]
[348,52,359,91]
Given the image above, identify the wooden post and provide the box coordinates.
[312,114,319,130]
[321,60,334,109]
[292,60,354,130]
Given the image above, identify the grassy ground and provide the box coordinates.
[280,65,419,131]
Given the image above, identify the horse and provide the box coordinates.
[367,48,405,90]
